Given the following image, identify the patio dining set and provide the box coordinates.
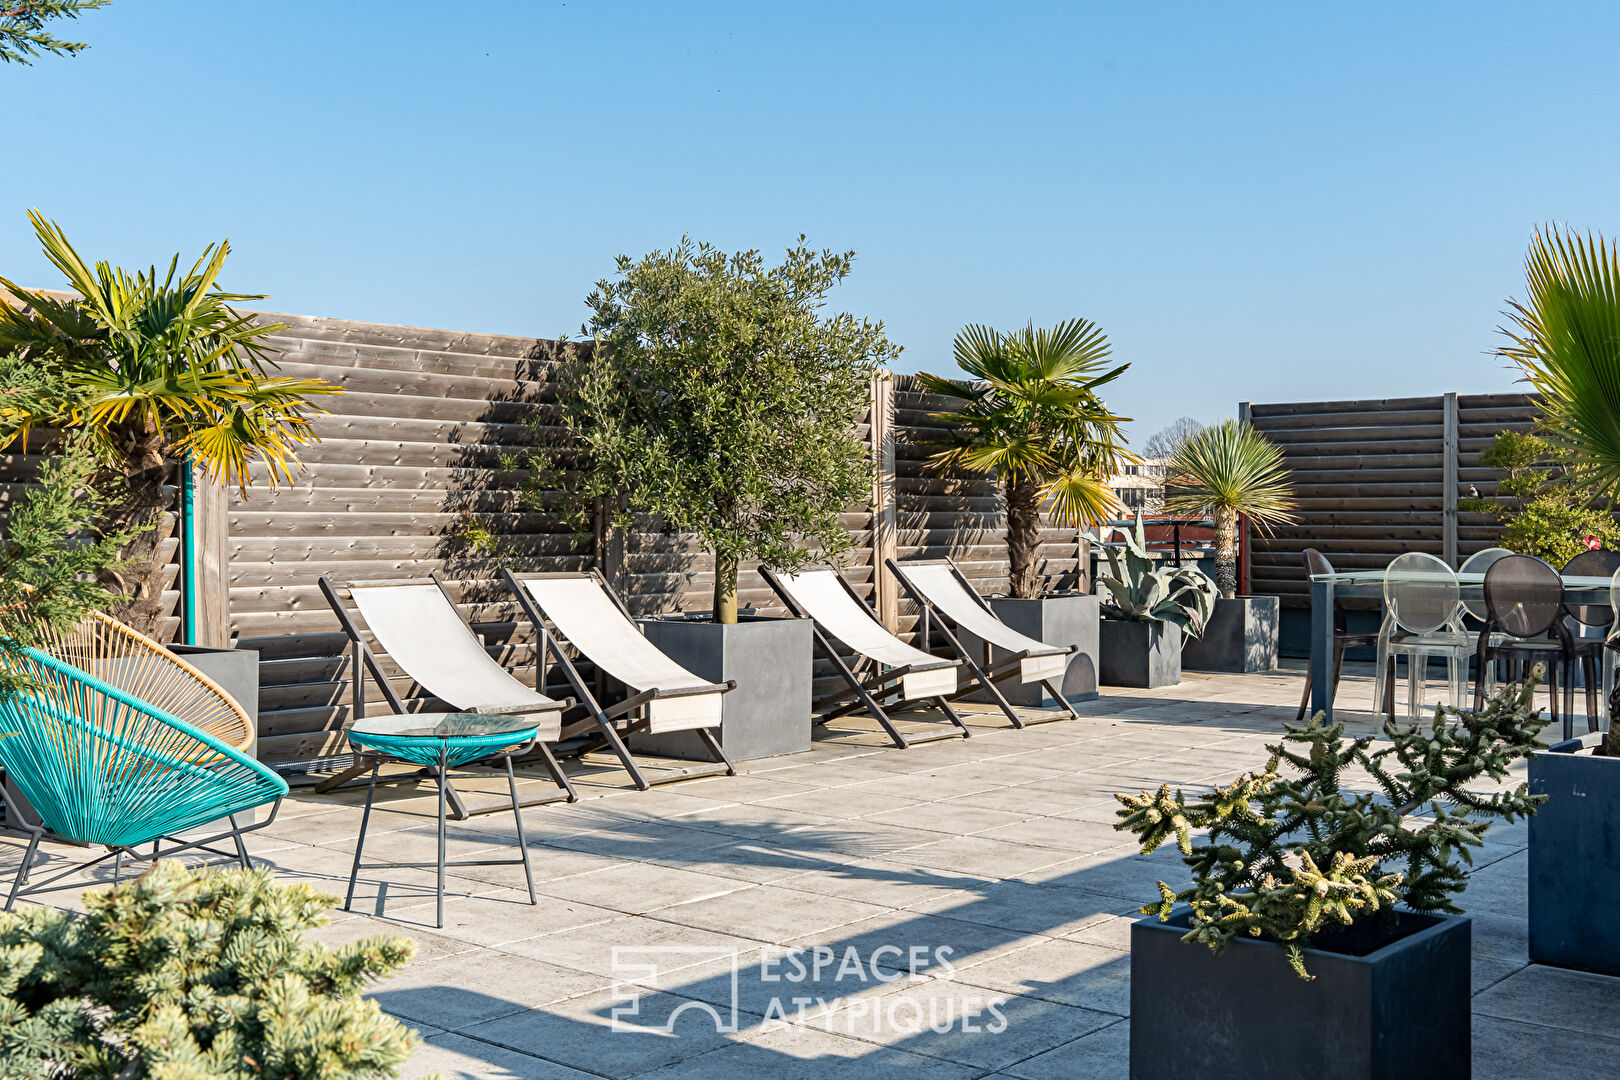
[1303,545,1620,736]
[0,557,1087,926]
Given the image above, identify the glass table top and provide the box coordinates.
[349,713,540,740]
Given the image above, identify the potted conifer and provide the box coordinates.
[538,237,897,760]
[1164,418,1294,673]
[917,319,1131,705]
[1117,681,1546,1080]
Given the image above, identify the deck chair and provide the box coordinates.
[887,557,1082,727]
[500,569,737,788]
[317,575,576,819]
[759,566,970,748]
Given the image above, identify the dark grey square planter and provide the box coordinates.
[1181,595,1279,673]
[636,615,813,761]
[958,593,1099,707]
[1131,909,1471,1080]
[1098,618,1181,688]
[1529,733,1620,975]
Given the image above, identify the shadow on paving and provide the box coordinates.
[372,845,1153,1079]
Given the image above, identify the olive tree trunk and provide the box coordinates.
[713,549,739,624]
[1213,506,1239,599]
[1005,473,1043,599]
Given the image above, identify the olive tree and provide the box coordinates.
[548,237,898,623]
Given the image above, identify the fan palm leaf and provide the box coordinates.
[1163,419,1295,598]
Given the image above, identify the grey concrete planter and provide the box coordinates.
[1098,618,1181,688]
[1529,733,1620,975]
[636,615,813,761]
[1181,595,1279,673]
[959,593,1099,707]
[1131,909,1471,1080]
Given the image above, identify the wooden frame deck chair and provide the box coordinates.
[316,575,576,819]
[759,566,970,748]
[0,646,288,909]
[500,569,737,789]
[887,557,1082,728]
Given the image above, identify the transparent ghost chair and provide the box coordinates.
[1376,551,1474,720]
[1473,553,1572,737]
[1562,548,1620,731]
[1458,547,1514,699]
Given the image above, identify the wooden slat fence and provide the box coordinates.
[1245,392,1536,605]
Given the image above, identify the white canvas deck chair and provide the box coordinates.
[759,566,970,749]
[316,575,576,819]
[500,569,737,788]
[887,557,1082,727]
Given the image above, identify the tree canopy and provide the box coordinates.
[0,1,108,65]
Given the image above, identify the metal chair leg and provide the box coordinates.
[229,814,251,870]
[344,763,380,913]
[6,826,42,911]
[436,744,448,929]
[1297,649,1315,721]
[505,757,536,906]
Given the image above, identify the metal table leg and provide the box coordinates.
[1310,577,1336,723]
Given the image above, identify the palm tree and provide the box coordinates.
[0,210,339,635]
[1163,419,1295,599]
[1499,226,1620,504]
[919,318,1132,599]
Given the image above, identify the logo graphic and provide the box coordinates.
[610,946,740,1034]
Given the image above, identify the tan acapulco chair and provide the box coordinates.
[30,609,255,753]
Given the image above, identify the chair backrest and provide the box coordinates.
[1561,549,1620,627]
[1458,547,1514,620]
[343,582,560,714]
[1483,554,1566,639]
[0,647,286,847]
[1303,548,1334,578]
[30,610,254,753]
[895,560,1051,656]
[510,574,712,693]
[1383,552,1460,634]
[772,568,939,669]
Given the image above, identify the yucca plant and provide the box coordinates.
[1163,419,1296,598]
[0,210,340,636]
[919,319,1132,599]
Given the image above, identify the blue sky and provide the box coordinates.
[6,1,1618,442]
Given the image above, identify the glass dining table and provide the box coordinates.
[1306,570,1616,722]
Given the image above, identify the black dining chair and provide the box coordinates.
[1298,548,1388,720]
[1560,548,1620,731]
[1474,553,1573,737]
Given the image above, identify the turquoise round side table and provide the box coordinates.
[343,713,541,928]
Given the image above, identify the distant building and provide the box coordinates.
[1109,458,1167,513]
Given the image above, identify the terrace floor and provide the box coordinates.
[9,662,1618,1079]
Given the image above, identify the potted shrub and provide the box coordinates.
[917,319,1132,705]
[534,238,897,760]
[0,212,339,732]
[1496,226,1620,973]
[1164,418,1294,673]
[1094,516,1215,687]
[1116,681,1546,1080]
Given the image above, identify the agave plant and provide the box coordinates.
[1163,419,1296,599]
[1097,516,1217,635]
[919,318,1133,599]
[0,210,339,635]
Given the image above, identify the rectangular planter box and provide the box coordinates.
[1181,595,1279,673]
[958,593,1099,707]
[635,615,813,761]
[1099,618,1181,688]
[1131,909,1471,1080]
[1529,733,1620,975]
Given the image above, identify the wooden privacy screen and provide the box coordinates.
[1243,392,1535,605]
[212,312,1090,766]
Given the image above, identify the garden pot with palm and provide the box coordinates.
[917,318,1129,694]
[1163,418,1294,674]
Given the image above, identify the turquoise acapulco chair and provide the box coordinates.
[0,646,288,909]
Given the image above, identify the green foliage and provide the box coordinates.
[0,1,107,64]
[1116,679,1547,978]
[534,237,895,623]
[1500,226,1620,504]
[0,212,340,634]
[0,860,420,1079]
[1096,515,1216,635]
[1163,419,1295,598]
[1456,429,1620,564]
[0,427,134,701]
[918,319,1133,598]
